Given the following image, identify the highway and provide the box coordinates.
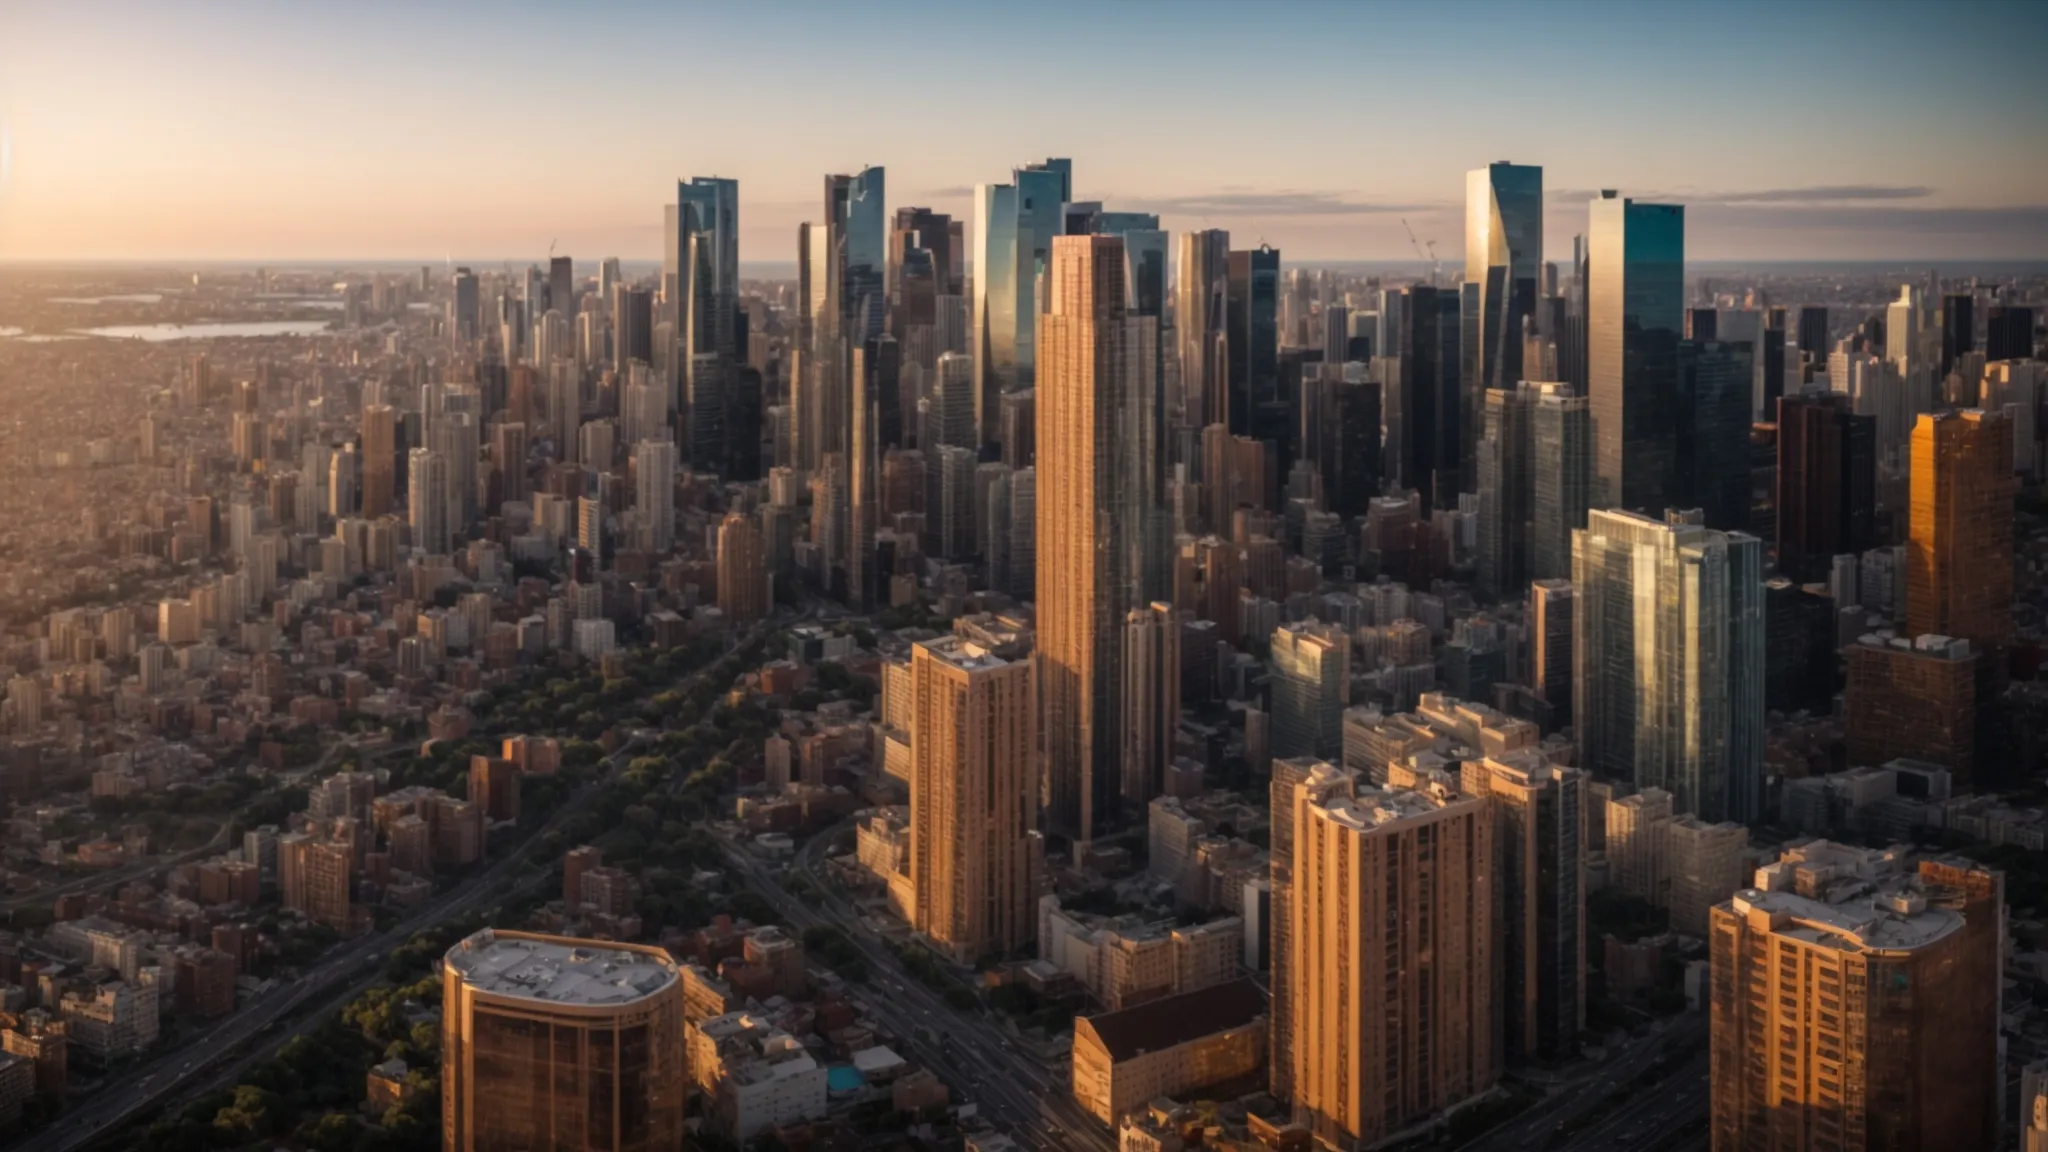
[1550,1046,1709,1151]
[1458,1014,1708,1152]
[723,826,1114,1152]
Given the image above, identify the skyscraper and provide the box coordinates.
[1476,383,1537,599]
[1574,508,1764,823]
[634,439,675,555]
[974,159,1072,451]
[1037,234,1152,845]
[1465,162,1544,483]
[442,930,685,1152]
[1587,193,1685,514]
[1530,577,1575,724]
[908,635,1038,963]
[1463,751,1585,1064]
[1908,409,2015,655]
[1988,303,2035,362]
[360,403,396,520]
[1775,391,1876,582]
[1708,844,2000,1152]
[407,448,448,555]
[1529,383,1591,581]
[1226,246,1281,444]
[1940,292,1975,380]
[716,512,767,623]
[1269,619,1350,760]
[1278,761,1497,1148]
[1120,603,1180,815]
[1393,285,1464,511]
[1675,339,1753,531]
[1177,229,1231,433]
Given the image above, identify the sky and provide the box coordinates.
[1,0,2044,265]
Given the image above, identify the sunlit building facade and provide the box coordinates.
[1587,193,1685,514]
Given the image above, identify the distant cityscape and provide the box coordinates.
[2,13,2048,1152]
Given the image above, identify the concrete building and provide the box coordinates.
[1277,761,1497,1148]
[1463,751,1586,1062]
[1844,631,1977,785]
[1268,620,1350,761]
[442,930,685,1152]
[908,636,1039,962]
[716,513,768,622]
[1708,843,2001,1151]
[686,1011,828,1142]
[1071,977,1267,1127]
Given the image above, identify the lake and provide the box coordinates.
[74,320,332,342]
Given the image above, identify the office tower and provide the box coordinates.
[847,342,880,608]
[1038,234,1155,845]
[1587,193,1685,514]
[546,256,574,325]
[907,636,1038,963]
[1708,845,2000,1152]
[973,158,1071,451]
[1940,292,1975,380]
[1574,509,1764,823]
[611,286,652,369]
[449,268,479,343]
[434,406,480,536]
[407,448,448,555]
[1464,752,1585,1063]
[1120,603,1180,814]
[491,421,529,508]
[1477,384,1537,599]
[1530,578,1574,722]
[1530,383,1591,581]
[634,440,675,554]
[1845,631,1976,782]
[1908,409,2015,655]
[1392,285,1463,511]
[1327,377,1382,519]
[1279,762,1497,1148]
[684,352,726,476]
[1269,620,1350,760]
[1008,467,1036,599]
[1226,246,1281,442]
[1177,229,1231,433]
[1675,340,1753,530]
[360,404,396,519]
[715,512,767,622]
[1796,305,1828,366]
[442,930,684,1152]
[667,177,739,358]
[891,207,959,308]
[1466,162,1544,485]
[327,443,357,518]
[1989,303,2035,362]
[1775,392,1877,582]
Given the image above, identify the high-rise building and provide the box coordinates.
[1530,383,1591,581]
[1530,578,1574,723]
[360,404,396,520]
[1477,383,1537,599]
[1226,246,1281,445]
[716,512,767,623]
[1465,162,1544,483]
[1587,193,1685,514]
[442,930,685,1152]
[1907,409,2015,655]
[1708,844,2000,1152]
[1393,285,1464,511]
[1037,234,1155,845]
[1278,761,1497,1148]
[1120,603,1180,815]
[634,439,675,555]
[1845,631,1977,784]
[972,159,1071,449]
[1775,392,1877,583]
[1269,620,1350,761]
[1573,508,1764,823]
[907,636,1038,963]
[1988,303,2035,362]
[1463,751,1585,1064]
[1605,787,1673,903]
[1675,340,1752,531]
[1940,292,1975,381]
[1796,305,1828,367]
[406,448,448,555]
[1177,229,1231,433]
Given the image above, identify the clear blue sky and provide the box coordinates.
[1,0,2042,262]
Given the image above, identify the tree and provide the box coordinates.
[212,1084,284,1139]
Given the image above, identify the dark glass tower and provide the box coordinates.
[1226,246,1281,443]
[1587,193,1684,515]
[1465,162,1544,495]
[1775,391,1875,583]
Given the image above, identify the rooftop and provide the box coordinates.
[1080,977,1267,1063]
[1728,841,1963,954]
[445,929,677,1006]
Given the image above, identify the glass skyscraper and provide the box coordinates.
[1587,193,1684,515]
[1466,163,1544,490]
[1573,508,1763,823]
[974,159,1072,452]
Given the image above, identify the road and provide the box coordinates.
[1549,1047,1709,1151]
[724,827,1113,1152]
[1458,1014,1708,1152]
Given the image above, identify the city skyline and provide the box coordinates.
[2,0,2045,263]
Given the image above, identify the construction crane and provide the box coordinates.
[1401,217,1442,286]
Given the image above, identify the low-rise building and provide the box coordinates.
[1071,977,1267,1126]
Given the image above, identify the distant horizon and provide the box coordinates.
[3,1,2044,263]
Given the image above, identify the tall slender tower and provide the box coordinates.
[1037,234,1149,846]
[1465,162,1544,486]
[1587,193,1685,514]
[1120,603,1181,814]
[1530,383,1590,581]
[360,404,396,519]
[1177,229,1231,433]
[974,159,1072,452]
[908,636,1038,963]
[1269,620,1350,760]
[406,448,448,555]
[1907,409,2015,655]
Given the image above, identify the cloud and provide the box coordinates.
[919,185,976,198]
[1117,190,1448,218]
[1547,184,1936,205]
[1689,203,2048,234]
